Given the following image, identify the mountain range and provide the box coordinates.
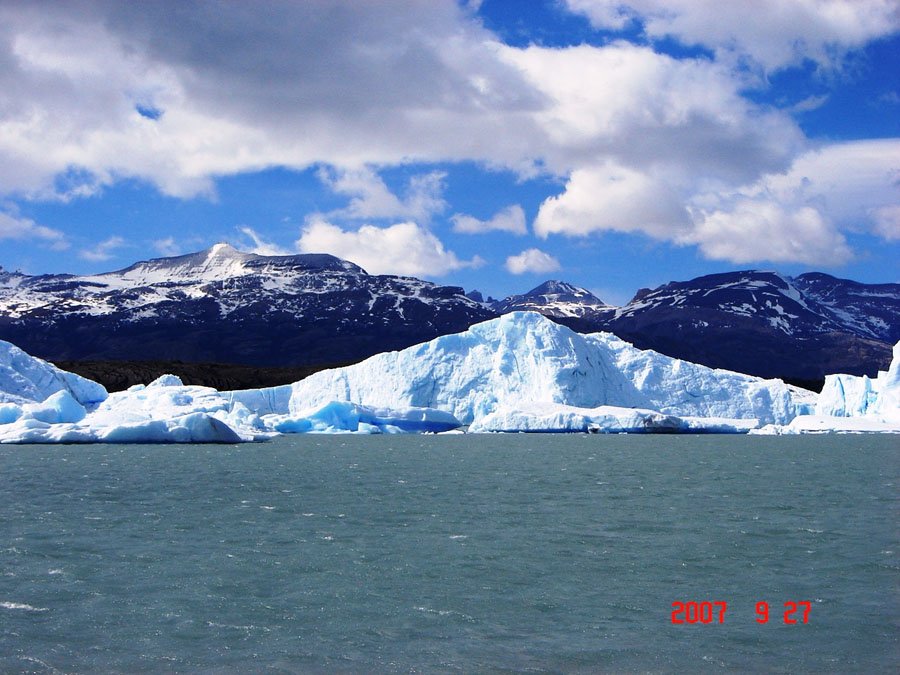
[1,244,897,389]
[0,242,492,367]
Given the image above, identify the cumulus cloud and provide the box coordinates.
[0,210,67,248]
[79,235,127,262]
[0,3,801,199]
[451,204,527,234]
[533,138,900,265]
[565,0,900,71]
[690,139,900,260]
[534,163,691,239]
[498,42,802,182]
[687,200,853,265]
[505,248,561,275]
[296,221,483,277]
[0,0,545,199]
[871,205,900,241]
[320,167,448,222]
[0,0,894,267]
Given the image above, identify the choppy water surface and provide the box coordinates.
[1,434,898,673]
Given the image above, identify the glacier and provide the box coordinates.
[0,312,897,443]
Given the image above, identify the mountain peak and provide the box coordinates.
[525,280,592,299]
[493,279,612,318]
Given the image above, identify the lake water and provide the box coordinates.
[1,434,898,673]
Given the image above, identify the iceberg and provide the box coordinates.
[282,312,813,428]
[754,340,900,434]
[1,312,895,442]
[265,401,461,434]
[0,374,264,444]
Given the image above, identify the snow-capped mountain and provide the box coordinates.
[491,280,613,319]
[2,245,897,386]
[0,243,494,366]
[496,270,900,381]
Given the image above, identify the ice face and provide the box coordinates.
[0,339,107,406]
[1,315,896,442]
[284,312,811,426]
[813,339,900,423]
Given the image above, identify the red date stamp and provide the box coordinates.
[671,601,811,624]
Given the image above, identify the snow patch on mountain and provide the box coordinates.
[493,280,613,319]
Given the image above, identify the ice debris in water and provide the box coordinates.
[0,313,897,443]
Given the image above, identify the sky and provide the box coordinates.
[0,0,898,305]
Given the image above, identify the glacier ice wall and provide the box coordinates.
[285,312,813,426]
[814,340,900,420]
[4,312,895,442]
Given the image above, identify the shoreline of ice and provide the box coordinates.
[1,313,897,443]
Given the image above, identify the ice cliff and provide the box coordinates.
[0,339,107,407]
[280,312,813,426]
[0,312,896,443]
[754,340,900,434]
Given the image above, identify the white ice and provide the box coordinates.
[282,312,814,427]
[0,339,107,406]
[754,340,900,434]
[0,312,896,442]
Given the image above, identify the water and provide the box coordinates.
[1,434,897,673]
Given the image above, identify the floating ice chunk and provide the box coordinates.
[804,339,900,432]
[753,416,900,435]
[468,402,758,434]
[99,413,242,443]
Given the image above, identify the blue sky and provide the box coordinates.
[0,0,898,305]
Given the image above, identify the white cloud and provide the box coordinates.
[152,237,180,257]
[871,205,900,241]
[0,210,67,247]
[79,235,127,262]
[0,1,545,199]
[497,41,802,181]
[564,0,900,71]
[687,200,852,265]
[534,162,691,239]
[0,0,894,268]
[742,139,900,230]
[534,138,900,265]
[451,204,527,234]
[237,226,291,256]
[789,94,830,114]
[0,3,801,200]
[505,248,561,275]
[320,167,447,222]
[296,220,483,277]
